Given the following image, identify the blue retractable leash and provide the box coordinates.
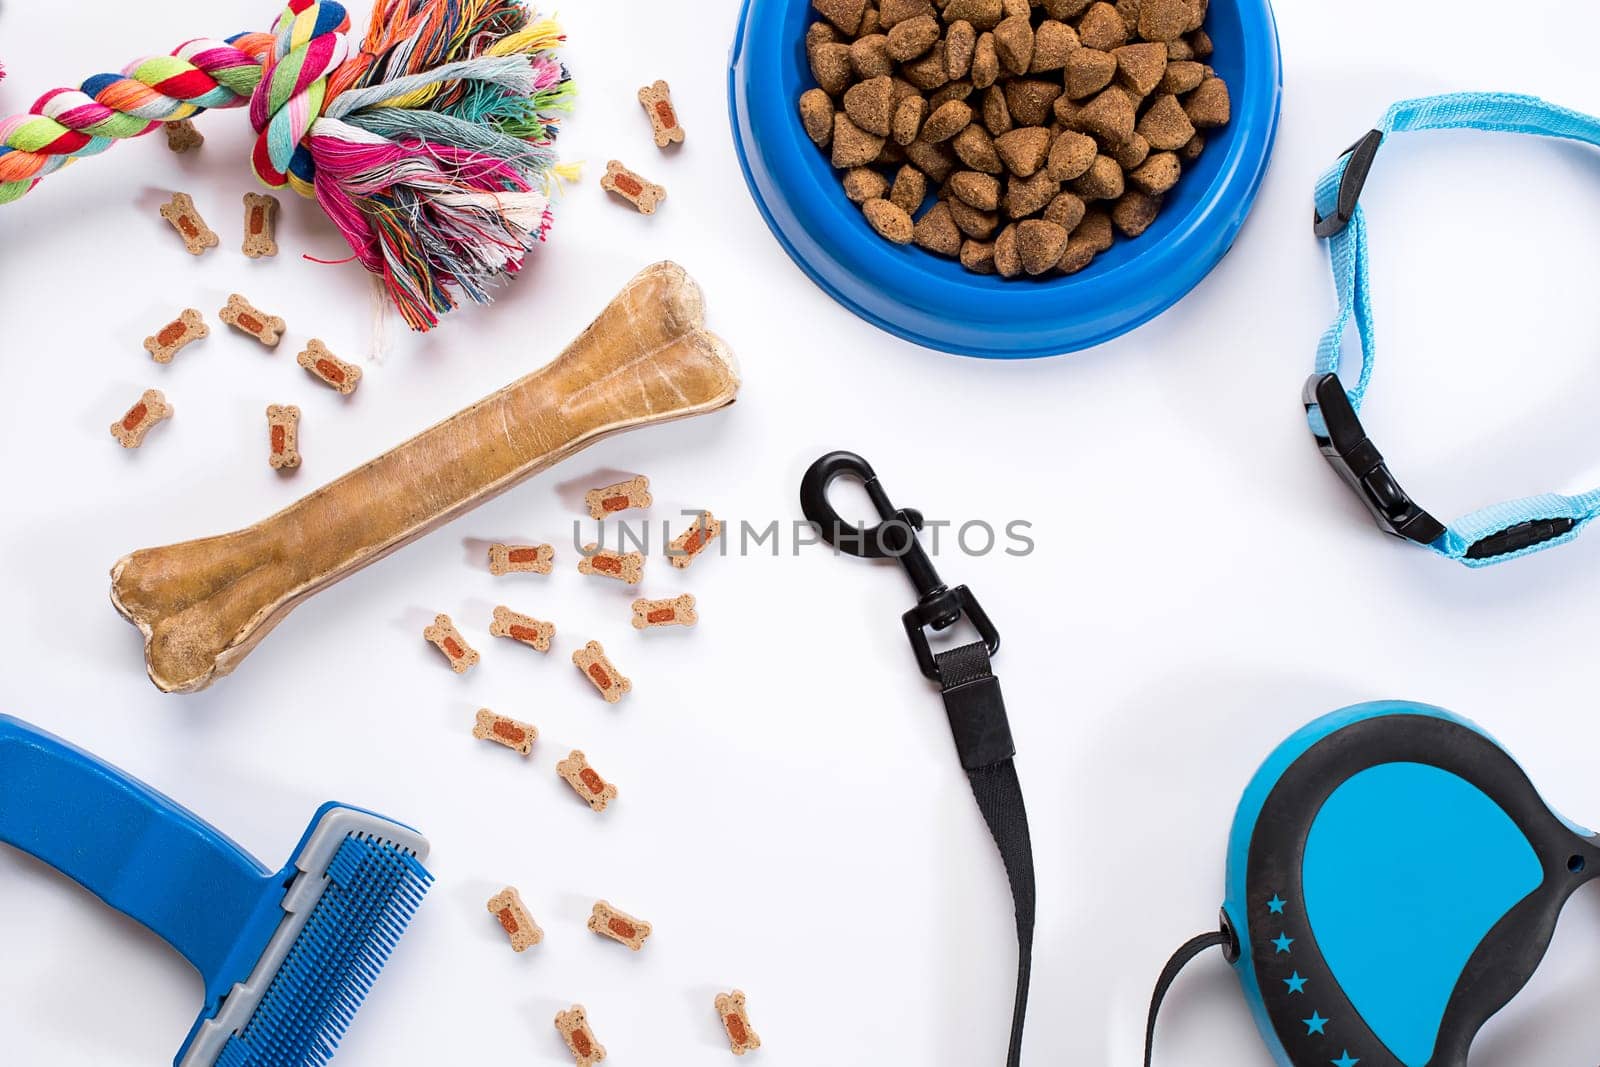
[1145,700,1600,1066]
[1307,92,1600,566]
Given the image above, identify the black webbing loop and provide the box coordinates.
[936,641,1033,1067]
[1144,927,1233,1067]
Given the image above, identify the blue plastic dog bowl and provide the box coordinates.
[729,0,1282,359]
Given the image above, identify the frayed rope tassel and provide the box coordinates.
[0,0,576,330]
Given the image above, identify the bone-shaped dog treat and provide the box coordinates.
[487,887,543,952]
[587,900,652,951]
[241,192,279,258]
[668,510,722,569]
[160,192,217,255]
[601,160,666,215]
[424,613,479,674]
[631,593,697,629]
[489,605,554,653]
[572,640,631,703]
[266,405,301,471]
[557,749,618,812]
[165,119,203,153]
[143,308,208,364]
[577,545,644,585]
[585,474,652,519]
[111,389,172,449]
[219,293,286,347]
[489,542,554,576]
[110,263,738,693]
[473,708,538,756]
[555,1006,606,1067]
[296,339,361,395]
[715,991,762,1056]
[638,80,685,148]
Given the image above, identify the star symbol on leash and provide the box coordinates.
[1267,895,1287,914]
[1272,932,1295,954]
[1284,972,1308,994]
[1332,1052,1360,1067]
[1304,1011,1328,1035]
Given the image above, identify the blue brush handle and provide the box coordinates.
[0,715,280,992]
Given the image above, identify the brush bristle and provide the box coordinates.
[213,834,432,1066]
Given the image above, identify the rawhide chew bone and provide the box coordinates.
[601,160,666,214]
[160,192,217,255]
[577,545,644,585]
[631,593,696,629]
[668,510,722,569]
[111,389,172,448]
[296,339,361,394]
[637,80,684,147]
[473,708,537,755]
[266,404,301,470]
[588,900,651,951]
[557,749,618,812]
[585,474,652,519]
[489,605,554,652]
[164,118,203,153]
[220,293,285,347]
[572,640,630,703]
[487,887,543,951]
[424,613,478,673]
[241,192,279,258]
[716,991,761,1056]
[0,0,576,331]
[143,309,208,364]
[489,542,554,576]
[555,1005,606,1067]
[110,263,739,693]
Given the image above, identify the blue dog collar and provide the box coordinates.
[1306,92,1600,566]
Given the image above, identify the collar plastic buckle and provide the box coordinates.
[1313,129,1384,239]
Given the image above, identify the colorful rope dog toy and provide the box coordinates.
[0,0,574,331]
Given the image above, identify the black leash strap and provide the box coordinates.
[1144,927,1234,1067]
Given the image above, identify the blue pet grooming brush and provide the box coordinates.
[0,715,432,1066]
[1146,700,1599,1067]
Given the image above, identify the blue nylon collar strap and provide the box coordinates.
[1306,92,1600,567]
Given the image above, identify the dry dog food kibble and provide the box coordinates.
[587,900,652,951]
[716,991,762,1056]
[489,605,555,652]
[668,510,722,569]
[601,160,666,214]
[800,0,1229,275]
[489,542,554,576]
[241,192,279,258]
[555,1006,606,1067]
[220,294,286,347]
[110,389,172,448]
[631,593,697,629]
[143,309,208,364]
[577,544,644,585]
[266,405,300,471]
[638,80,685,147]
[557,749,619,812]
[585,475,652,519]
[473,708,538,756]
[424,613,479,673]
[164,119,203,153]
[160,192,218,256]
[573,640,631,703]
[296,339,362,395]
[487,887,543,951]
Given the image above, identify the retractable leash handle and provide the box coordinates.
[1306,93,1600,566]
[800,451,1034,1067]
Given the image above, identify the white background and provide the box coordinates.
[4,1,1600,1064]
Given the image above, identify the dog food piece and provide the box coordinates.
[889,164,928,214]
[1077,2,1127,48]
[487,887,543,951]
[1071,154,1124,200]
[1065,47,1116,97]
[960,238,996,272]
[586,475,652,519]
[814,0,868,34]
[473,708,538,756]
[843,166,890,203]
[165,119,203,153]
[573,640,631,703]
[637,80,684,147]
[424,613,479,673]
[577,545,644,585]
[716,991,762,1056]
[1029,19,1077,72]
[159,192,218,255]
[588,900,652,951]
[219,294,286,348]
[295,339,362,395]
[489,605,555,652]
[1137,0,1189,41]
[110,389,172,448]
[488,542,555,576]
[1130,150,1181,195]
[266,405,301,471]
[850,35,894,78]
[994,126,1050,176]
[557,749,619,812]
[844,75,895,136]
[668,510,723,569]
[831,113,885,168]
[1139,91,1196,149]
[799,88,835,147]
[1184,74,1230,128]
[1043,190,1087,230]
[992,223,1022,277]
[241,192,279,258]
[601,160,666,214]
[143,308,208,364]
[1161,59,1205,94]
[912,201,962,255]
[1112,188,1162,236]
[555,1006,607,1067]
[809,41,854,95]
[1114,41,1167,96]
[1111,132,1150,170]
[1017,218,1069,274]
[863,198,913,243]
[631,594,698,629]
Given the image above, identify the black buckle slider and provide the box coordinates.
[1313,129,1384,239]
[1304,373,1446,545]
